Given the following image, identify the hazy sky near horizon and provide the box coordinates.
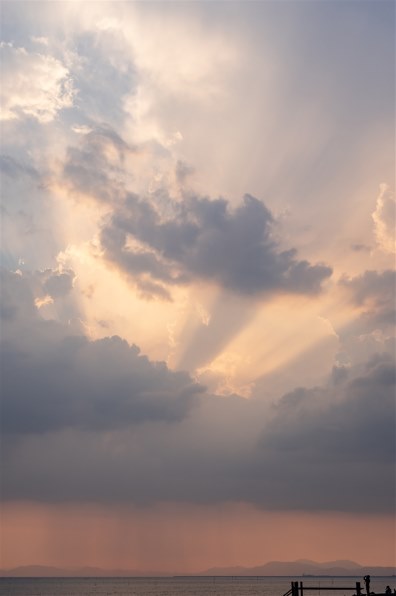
[0,0,395,570]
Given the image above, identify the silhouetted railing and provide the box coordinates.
[283,581,364,596]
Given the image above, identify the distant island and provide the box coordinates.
[1,559,395,578]
[199,559,396,578]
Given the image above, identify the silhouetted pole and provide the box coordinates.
[356,582,362,596]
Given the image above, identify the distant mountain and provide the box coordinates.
[295,560,362,570]
[1,560,395,578]
[200,560,396,577]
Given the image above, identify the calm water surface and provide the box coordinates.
[0,576,393,596]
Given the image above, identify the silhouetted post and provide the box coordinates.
[300,581,304,596]
[356,582,361,596]
[292,581,299,596]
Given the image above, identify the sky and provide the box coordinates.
[0,0,395,572]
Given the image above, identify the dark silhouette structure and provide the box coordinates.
[288,581,363,596]
[284,582,394,596]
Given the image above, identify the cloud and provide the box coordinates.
[63,124,133,202]
[101,193,332,298]
[60,123,331,300]
[0,155,38,179]
[0,269,202,435]
[0,42,74,123]
[263,352,395,462]
[1,267,394,513]
[372,184,396,255]
[0,268,75,315]
[350,243,370,253]
[41,269,75,299]
[1,334,201,434]
[339,269,396,330]
[70,28,136,125]
[256,352,395,512]
[2,351,394,513]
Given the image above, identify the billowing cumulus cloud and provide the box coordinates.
[100,192,332,298]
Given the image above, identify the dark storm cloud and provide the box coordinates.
[101,193,332,297]
[0,269,202,435]
[1,269,394,513]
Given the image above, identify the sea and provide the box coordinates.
[0,576,393,596]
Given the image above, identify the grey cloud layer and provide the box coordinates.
[263,353,395,464]
[100,192,332,298]
[1,268,394,513]
[2,334,201,434]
